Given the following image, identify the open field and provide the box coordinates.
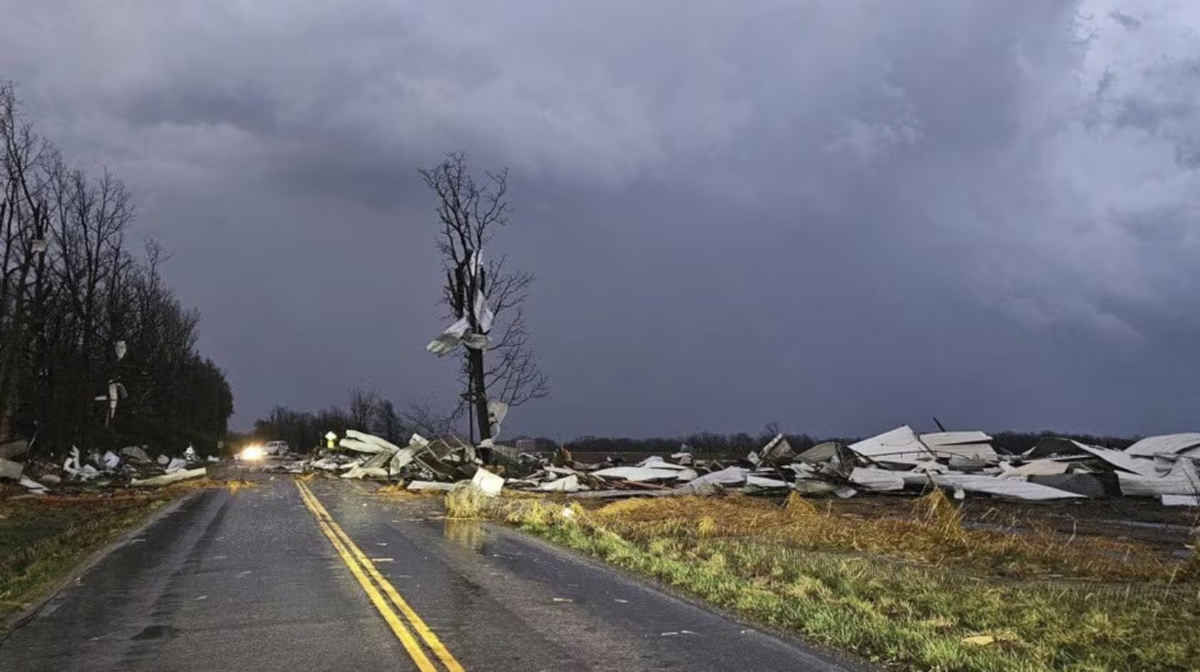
[454,488,1200,671]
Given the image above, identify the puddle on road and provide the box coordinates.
[444,519,486,554]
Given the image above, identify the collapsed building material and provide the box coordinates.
[795,441,842,465]
[919,432,998,461]
[1162,495,1200,506]
[679,466,747,491]
[1125,433,1200,458]
[166,457,187,473]
[1072,442,1159,477]
[848,426,931,466]
[102,451,121,469]
[0,439,29,460]
[758,434,795,464]
[999,459,1073,479]
[930,474,1085,501]
[132,467,207,487]
[1024,437,1086,459]
[538,475,580,492]
[593,466,689,483]
[746,474,790,489]
[346,429,404,453]
[20,476,47,494]
[1117,459,1200,497]
[849,467,906,492]
[407,480,456,492]
[120,446,151,463]
[472,468,505,497]
[0,457,24,480]
[1027,472,1119,498]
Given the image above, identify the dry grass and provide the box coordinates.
[478,491,1200,671]
[587,493,1186,582]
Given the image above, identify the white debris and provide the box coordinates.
[471,469,505,497]
[132,467,207,487]
[1117,458,1200,497]
[919,432,998,461]
[1162,494,1200,506]
[931,474,1085,501]
[849,467,907,492]
[746,475,790,489]
[345,430,404,453]
[121,446,151,463]
[184,445,198,462]
[1125,433,1200,458]
[999,459,1072,479]
[20,476,48,494]
[166,457,187,473]
[156,454,169,466]
[538,475,580,492]
[1072,442,1159,477]
[848,426,931,465]
[593,466,688,483]
[102,451,121,470]
[406,480,456,492]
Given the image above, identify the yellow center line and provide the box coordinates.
[295,481,440,672]
[297,481,466,672]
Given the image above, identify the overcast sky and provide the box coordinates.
[2,1,1198,439]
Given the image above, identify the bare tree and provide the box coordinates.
[402,399,457,439]
[418,152,549,450]
[347,387,380,431]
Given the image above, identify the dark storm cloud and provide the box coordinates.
[1,0,1198,438]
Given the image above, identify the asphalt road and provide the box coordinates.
[0,471,861,671]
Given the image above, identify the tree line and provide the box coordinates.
[246,389,456,453]
[0,82,232,457]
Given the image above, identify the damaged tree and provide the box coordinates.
[419,152,549,455]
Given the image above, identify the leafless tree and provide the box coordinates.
[347,387,381,431]
[418,152,549,450]
[402,399,457,439]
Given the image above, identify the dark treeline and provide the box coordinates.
[0,82,232,457]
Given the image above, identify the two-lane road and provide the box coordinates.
[0,474,860,671]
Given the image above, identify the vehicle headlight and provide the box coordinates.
[241,445,266,461]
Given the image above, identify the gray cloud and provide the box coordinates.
[1,0,1198,438]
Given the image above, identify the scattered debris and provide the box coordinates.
[131,467,207,487]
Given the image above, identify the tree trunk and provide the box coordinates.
[468,347,492,462]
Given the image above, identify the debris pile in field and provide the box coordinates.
[0,438,214,496]
[275,427,1200,506]
[492,428,1200,504]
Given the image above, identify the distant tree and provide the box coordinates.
[347,387,380,431]
[371,398,405,444]
[418,152,549,454]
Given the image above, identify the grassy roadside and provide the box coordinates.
[0,486,192,628]
[448,487,1200,671]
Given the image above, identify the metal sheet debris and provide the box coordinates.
[132,467,207,487]
[848,426,931,465]
[1125,433,1200,458]
[931,474,1085,501]
[0,457,24,480]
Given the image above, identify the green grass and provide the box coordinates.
[0,493,172,626]
[470,492,1200,671]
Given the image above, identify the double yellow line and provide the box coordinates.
[295,480,465,672]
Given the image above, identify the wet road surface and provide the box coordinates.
[0,473,861,671]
